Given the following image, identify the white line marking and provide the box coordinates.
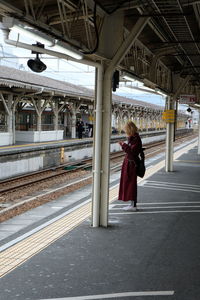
[40,290,175,299]
[115,201,200,206]
[145,181,200,188]
[109,204,116,209]
[51,206,64,209]
[142,185,200,193]
[144,184,200,191]
[111,205,200,210]
[110,210,200,215]
[136,140,198,185]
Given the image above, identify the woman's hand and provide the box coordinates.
[119,141,124,147]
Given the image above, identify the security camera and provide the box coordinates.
[27,46,47,73]
[27,57,46,73]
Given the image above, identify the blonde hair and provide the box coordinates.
[124,121,138,136]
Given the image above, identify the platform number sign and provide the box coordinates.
[179,95,197,104]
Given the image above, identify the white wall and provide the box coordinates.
[0,132,13,146]
[0,156,44,180]
[64,146,93,161]
[16,130,64,142]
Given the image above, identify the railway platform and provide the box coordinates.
[0,138,199,300]
[0,129,166,155]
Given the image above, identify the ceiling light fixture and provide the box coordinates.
[1,17,83,60]
[121,71,143,83]
[194,103,200,108]
[52,41,83,60]
[155,87,168,97]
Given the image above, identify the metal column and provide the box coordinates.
[92,65,103,227]
[198,110,200,155]
[94,17,150,227]
[165,96,175,172]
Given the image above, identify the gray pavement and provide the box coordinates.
[0,145,200,300]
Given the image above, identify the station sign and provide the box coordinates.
[179,95,197,104]
[162,109,175,123]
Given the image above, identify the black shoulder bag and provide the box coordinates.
[136,148,146,178]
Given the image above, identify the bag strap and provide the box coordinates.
[139,147,145,161]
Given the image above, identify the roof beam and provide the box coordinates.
[0,0,22,15]
[148,40,200,44]
[85,0,106,17]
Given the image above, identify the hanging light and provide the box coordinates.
[1,16,83,60]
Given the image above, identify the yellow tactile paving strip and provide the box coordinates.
[0,203,91,278]
[0,140,197,279]
[0,188,119,279]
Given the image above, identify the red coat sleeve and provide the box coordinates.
[121,136,142,160]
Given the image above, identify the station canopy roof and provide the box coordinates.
[0,65,163,111]
[0,1,200,106]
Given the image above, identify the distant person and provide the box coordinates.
[118,121,143,211]
[76,119,84,139]
[89,124,93,137]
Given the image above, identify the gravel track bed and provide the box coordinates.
[0,176,92,223]
[0,170,89,203]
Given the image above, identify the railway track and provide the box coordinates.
[0,132,196,222]
[0,158,92,194]
[0,132,195,195]
[0,132,192,193]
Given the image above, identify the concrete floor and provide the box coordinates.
[0,145,199,300]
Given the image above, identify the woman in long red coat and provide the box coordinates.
[118,121,142,211]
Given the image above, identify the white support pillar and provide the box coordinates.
[92,16,149,227]
[37,113,42,131]
[127,110,131,121]
[111,109,117,129]
[198,110,200,155]
[0,93,14,144]
[165,96,175,172]
[12,98,20,144]
[92,66,103,227]
[64,112,68,137]
[32,97,52,132]
[7,95,13,134]
[70,102,81,139]
[118,109,123,133]
[35,99,42,131]
[53,101,59,131]
[99,65,112,227]
[71,109,76,139]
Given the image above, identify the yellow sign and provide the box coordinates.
[162,110,175,123]
[89,115,93,122]
[60,147,65,163]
